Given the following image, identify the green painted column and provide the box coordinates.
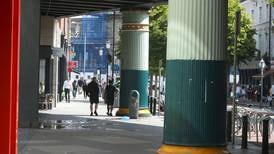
[116,10,151,117]
[158,0,228,154]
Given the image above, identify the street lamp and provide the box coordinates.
[106,40,111,83]
[99,49,103,84]
[259,58,265,108]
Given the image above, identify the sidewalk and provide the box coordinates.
[18,96,273,154]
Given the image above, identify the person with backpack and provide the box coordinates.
[87,77,99,116]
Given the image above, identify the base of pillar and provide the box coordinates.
[19,121,40,128]
[157,145,229,154]
[116,108,129,116]
[139,109,152,117]
[116,108,152,117]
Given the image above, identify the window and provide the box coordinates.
[259,7,262,23]
[251,9,255,15]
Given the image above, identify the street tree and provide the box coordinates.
[149,5,168,74]
[227,0,257,64]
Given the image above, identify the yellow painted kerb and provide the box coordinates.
[139,109,150,114]
[157,145,229,154]
[116,108,152,117]
[139,109,152,117]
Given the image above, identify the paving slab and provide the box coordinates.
[18,96,273,154]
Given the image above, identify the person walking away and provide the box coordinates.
[101,81,107,103]
[241,86,246,100]
[87,77,99,116]
[268,87,273,108]
[82,80,88,99]
[72,80,78,98]
[63,78,72,103]
[236,84,242,99]
[77,77,84,95]
[104,80,118,116]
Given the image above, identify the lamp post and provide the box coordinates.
[99,49,103,84]
[112,11,116,81]
[232,10,241,145]
[106,40,111,83]
[259,58,265,108]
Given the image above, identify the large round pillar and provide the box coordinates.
[116,10,151,117]
[158,0,228,153]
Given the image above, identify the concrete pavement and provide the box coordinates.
[18,95,273,153]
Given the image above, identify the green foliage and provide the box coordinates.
[227,0,257,64]
[149,5,168,74]
[148,1,257,74]
[269,0,274,5]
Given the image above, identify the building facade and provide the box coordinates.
[240,0,274,85]
[69,12,122,81]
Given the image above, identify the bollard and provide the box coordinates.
[148,96,150,108]
[241,115,248,149]
[153,97,157,116]
[256,115,259,143]
[262,117,269,154]
[129,90,139,119]
[226,110,232,142]
[149,96,153,113]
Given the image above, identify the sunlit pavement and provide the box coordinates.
[18,95,273,153]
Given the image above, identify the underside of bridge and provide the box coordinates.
[41,0,167,17]
[19,0,167,138]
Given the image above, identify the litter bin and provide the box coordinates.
[129,90,139,119]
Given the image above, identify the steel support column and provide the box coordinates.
[116,10,151,117]
[158,0,228,153]
[0,0,20,153]
[19,0,40,128]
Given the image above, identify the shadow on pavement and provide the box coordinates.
[19,113,163,154]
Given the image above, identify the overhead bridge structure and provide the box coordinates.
[40,0,166,17]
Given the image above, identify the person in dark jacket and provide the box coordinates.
[87,77,99,116]
[72,80,78,98]
[104,80,117,116]
[77,77,84,94]
[82,80,88,99]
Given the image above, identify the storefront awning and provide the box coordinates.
[252,70,274,79]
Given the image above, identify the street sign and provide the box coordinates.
[68,61,77,68]
[67,67,73,73]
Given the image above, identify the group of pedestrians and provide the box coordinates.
[71,78,88,99]
[231,83,273,107]
[63,77,118,116]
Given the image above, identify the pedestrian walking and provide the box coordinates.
[63,78,72,103]
[78,77,84,95]
[87,77,99,116]
[72,80,78,98]
[236,84,242,99]
[104,80,118,116]
[83,80,88,99]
